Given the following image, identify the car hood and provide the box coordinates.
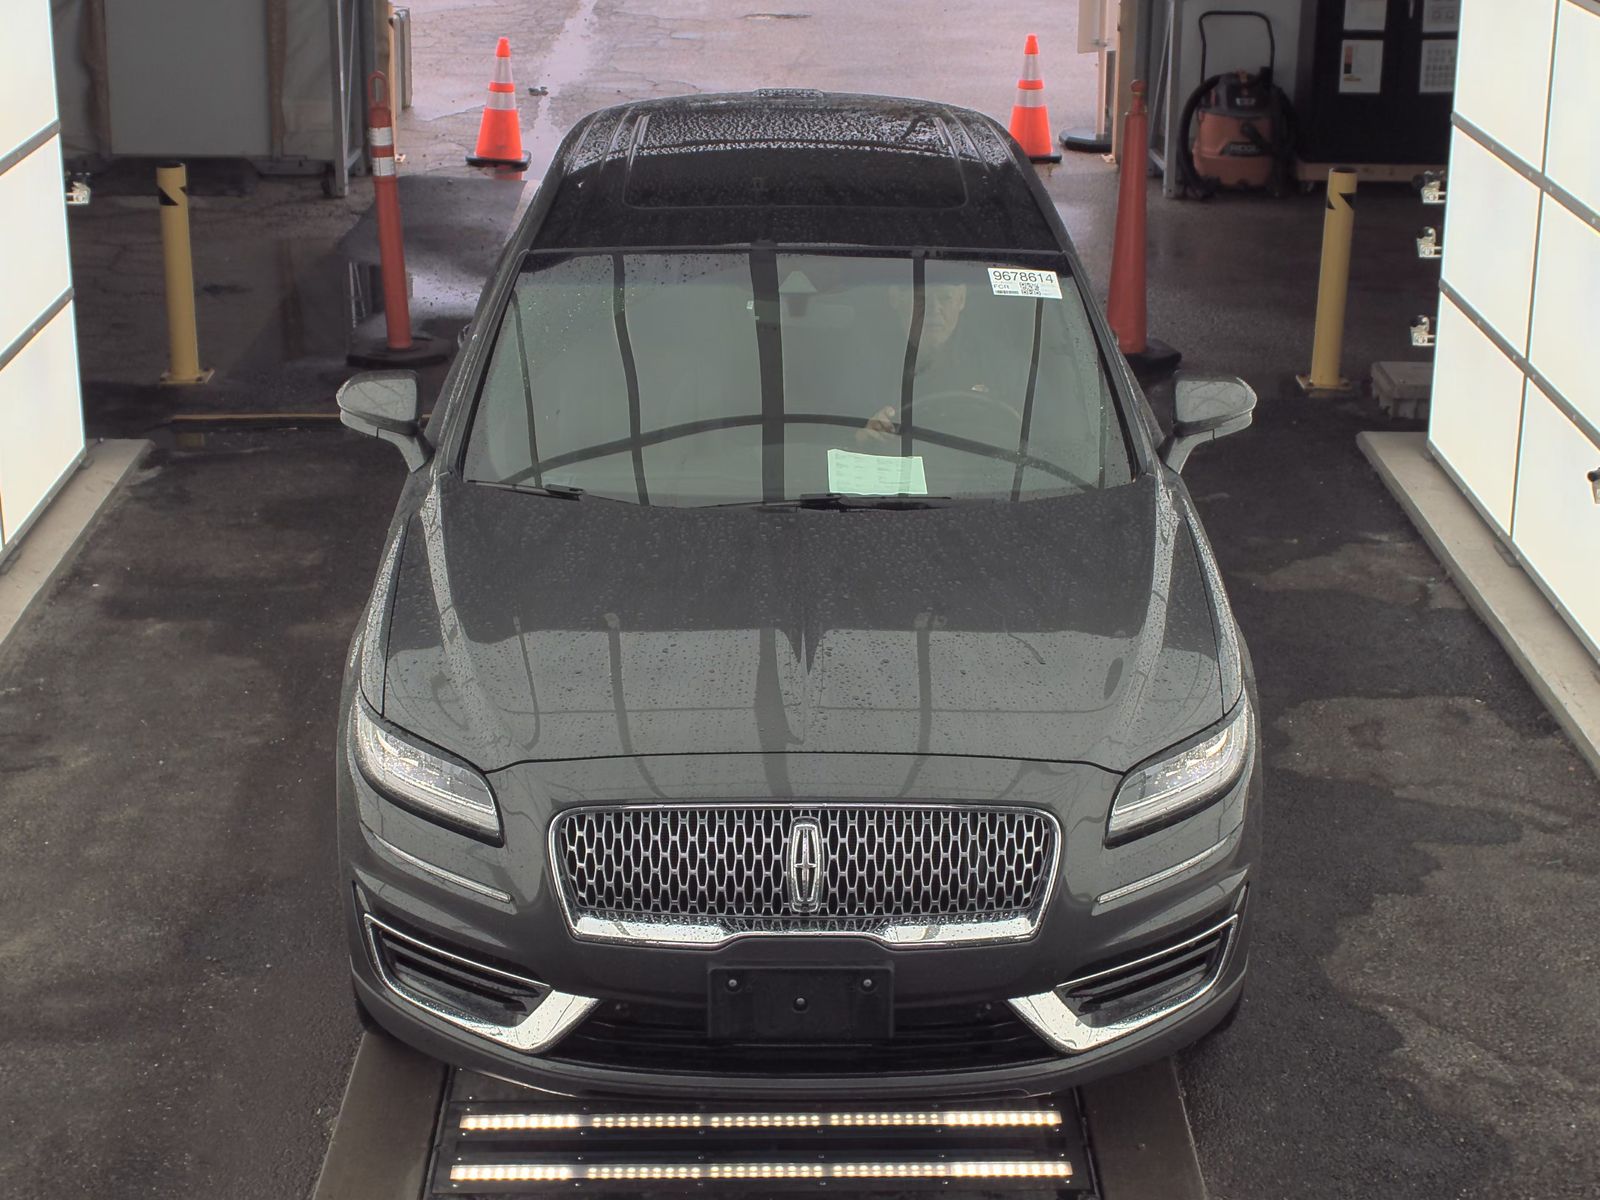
[378,473,1223,774]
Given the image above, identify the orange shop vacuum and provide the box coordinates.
[1176,10,1297,198]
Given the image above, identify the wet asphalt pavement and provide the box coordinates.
[0,436,401,1198]
[3,2,1598,1197]
[1119,188,1600,1198]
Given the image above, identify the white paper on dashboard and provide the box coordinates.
[826,449,929,495]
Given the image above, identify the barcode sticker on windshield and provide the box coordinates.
[987,267,1062,299]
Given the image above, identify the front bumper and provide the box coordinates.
[350,903,1247,1100]
[340,727,1260,1100]
[347,851,1252,1100]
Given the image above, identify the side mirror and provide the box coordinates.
[337,371,430,471]
[1160,373,1256,471]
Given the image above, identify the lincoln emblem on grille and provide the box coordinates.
[785,818,826,914]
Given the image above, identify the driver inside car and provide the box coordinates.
[857,281,1007,444]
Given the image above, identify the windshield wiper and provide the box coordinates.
[728,493,956,511]
[477,481,586,500]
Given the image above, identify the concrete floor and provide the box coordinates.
[4,2,1598,1198]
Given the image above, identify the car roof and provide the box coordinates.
[528,91,1062,253]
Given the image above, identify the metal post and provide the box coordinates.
[326,0,351,198]
[1112,0,1140,163]
[156,163,212,386]
[1298,169,1358,394]
[385,3,401,158]
[1061,0,1114,154]
[392,7,413,109]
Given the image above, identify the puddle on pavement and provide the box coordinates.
[77,173,519,437]
[180,173,522,385]
[202,237,477,385]
[80,234,471,443]
[230,240,380,373]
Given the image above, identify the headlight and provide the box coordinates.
[352,700,502,842]
[1107,696,1252,844]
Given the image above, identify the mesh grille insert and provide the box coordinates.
[554,805,1056,933]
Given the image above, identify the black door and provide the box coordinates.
[1299,0,1456,165]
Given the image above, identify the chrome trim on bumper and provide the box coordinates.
[361,914,597,1053]
[1007,912,1239,1054]
[567,909,1045,949]
[370,829,513,904]
[1095,829,1238,907]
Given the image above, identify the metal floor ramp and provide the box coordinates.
[426,1070,1098,1198]
[310,1037,1206,1200]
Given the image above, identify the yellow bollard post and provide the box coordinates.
[156,162,213,385]
[1297,168,1358,395]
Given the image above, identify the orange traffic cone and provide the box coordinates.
[467,37,531,169]
[1008,35,1061,164]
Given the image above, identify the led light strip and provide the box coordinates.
[459,1108,1063,1133]
[449,1159,1074,1183]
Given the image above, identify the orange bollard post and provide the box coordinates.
[1104,81,1180,383]
[370,74,411,352]
[349,72,446,367]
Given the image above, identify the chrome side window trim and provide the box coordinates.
[1006,912,1239,1054]
[362,914,597,1053]
[370,829,514,904]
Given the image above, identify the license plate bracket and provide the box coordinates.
[708,966,893,1042]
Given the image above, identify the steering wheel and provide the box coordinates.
[899,390,1097,492]
[908,389,1025,427]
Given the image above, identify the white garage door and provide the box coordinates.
[1428,0,1600,664]
[0,0,86,558]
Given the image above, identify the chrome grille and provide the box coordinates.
[552,805,1058,947]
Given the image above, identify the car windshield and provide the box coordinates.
[462,250,1135,505]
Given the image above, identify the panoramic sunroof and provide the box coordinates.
[622,107,969,210]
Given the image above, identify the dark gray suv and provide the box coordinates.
[335,91,1260,1101]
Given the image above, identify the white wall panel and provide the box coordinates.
[1455,0,1558,166]
[1430,0,1600,661]
[1528,198,1600,433]
[1546,2,1600,228]
[1440,130,1542,352]
[0,0,57,153]
[0,0,84,559]
[1512,383,1600,651]
[0,306,86,543]
[0,135,73,349]
[1429,297,1527,534]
